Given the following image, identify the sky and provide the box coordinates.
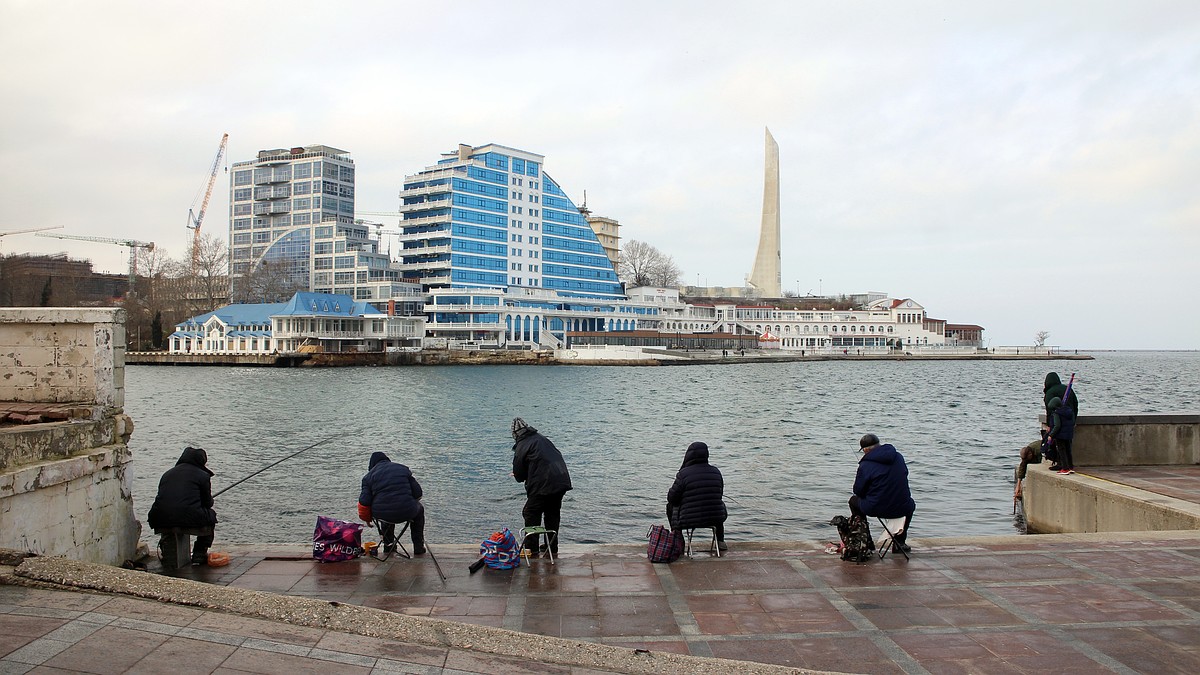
[2,1,1198,349]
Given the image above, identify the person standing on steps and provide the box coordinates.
[1048,397,1076,475]
[512,417,572,557]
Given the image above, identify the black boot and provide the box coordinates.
[191,550,209,566]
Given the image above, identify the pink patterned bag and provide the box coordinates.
[313,516,364,562]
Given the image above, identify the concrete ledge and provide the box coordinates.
[1024,466,1200,533]
[0,418,124,471]
[11,555,823,675]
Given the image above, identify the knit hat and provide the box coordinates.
[511,417,529,439]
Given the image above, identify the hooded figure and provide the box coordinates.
[666,442,728,548]
[512,418,572,555]
[850,434,915,551]
[359,451,425,554]
[1048,397,1076,473]
[147,446,217,565]
[1043,372,1079,417]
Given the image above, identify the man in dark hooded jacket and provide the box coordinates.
[666,441,728,550]
[358,452,425,555]
[850,434,916,552]
[512,417,572,556]
[147,446,217,565]
[1043,372,1079,417]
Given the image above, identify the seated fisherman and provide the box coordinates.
[358,451,425,555]
[666,441,728,551]
[147,446,218,566]
[850,433,916,553]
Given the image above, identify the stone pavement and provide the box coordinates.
[8,530,1198,674]
[1085,465,1200,504]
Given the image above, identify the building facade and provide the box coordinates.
[228,145,404,302]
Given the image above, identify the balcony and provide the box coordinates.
[399,212,452,226]
[395,228,451,243]
[399,259,451,272]
[398,182,454,199]
[401,244,452,256]
[398,199,451,214]
[401,166,466,186]
[269,202,291,214]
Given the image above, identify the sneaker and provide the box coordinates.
[412,545,426,556]
[191,554,208,566]
[1048,465,1061,472]
[1057,469,1071,475]
[717,540,728,552]
[1067,469,1076,474]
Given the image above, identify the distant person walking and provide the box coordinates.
[666,442,728,551]
[849,434,916,553]
[511,417,572,557]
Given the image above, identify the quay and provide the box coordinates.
[124,347,1093,367]
[5,527,1200,674]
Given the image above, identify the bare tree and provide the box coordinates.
[231,259,307,303]
[619,240,682,288]
[1034,330,1050,347]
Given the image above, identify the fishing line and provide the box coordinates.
[213,432,349,498]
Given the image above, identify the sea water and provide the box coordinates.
[125,351,1199,544]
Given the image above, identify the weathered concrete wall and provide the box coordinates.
[1072,414,1199,466]
[1025,467,1200,534]
[0,308,125,409]
[0,308,139,564]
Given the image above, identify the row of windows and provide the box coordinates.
[453,193,506,213]
[509,220,540,231]
[453,239,506,256]
[452,253,506,271]
[452,208,507,227]
[541,277,624,296]
[509,262,540,272]
[542,263,615,280]
[467,166,507,185]
[542,233,607,255]
[452,223,507,243]
[510,176,540,190]
[542,207,588,226]
[453,177,506,198]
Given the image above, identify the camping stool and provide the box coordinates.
[685,527,721,557]
[518,526,557,565]
[371,519,411,561]
[154,526,214,571]
[876,516,910,560]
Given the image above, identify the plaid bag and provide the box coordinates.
[313,516,364,562]
[646,524,683,563]
[480,528,521,570]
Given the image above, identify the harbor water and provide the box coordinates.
[125,352,1199,545]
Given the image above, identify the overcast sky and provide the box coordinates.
[3,1,1197,349]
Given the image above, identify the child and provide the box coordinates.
[1048,397,1076,474]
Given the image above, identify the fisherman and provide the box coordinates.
[1043,372,1079,416]
[666,441,728,551]
[358,452,425,555]
[849,434,916,553]
[511,417,572,557]
[147,446,218,566]
[1013,429,1048,500]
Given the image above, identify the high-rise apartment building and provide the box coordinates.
[396,143,623,298]
[228,145,406,301]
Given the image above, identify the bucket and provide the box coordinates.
[207,551,230,567]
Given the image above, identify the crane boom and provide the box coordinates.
[36,232,155,296]
[188,133,229,264]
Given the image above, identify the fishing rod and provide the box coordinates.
[213,432,348,498]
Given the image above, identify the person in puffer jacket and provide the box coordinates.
[359,451,425,555]
[666,442,728,551]
[147,446,218,565]
[1048,397,1076,474]
[850,433,916,552]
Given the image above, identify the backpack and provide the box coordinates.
[830,514,875,562]
[480,528,521,570]
[646,524,684,563]
[313,516,364,562]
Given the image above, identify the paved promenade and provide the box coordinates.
[6,529,1200,674]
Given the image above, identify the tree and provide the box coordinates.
[151,311,163,349]
[1034,330,1050,347]
[231,259,307,303]
[619,240,682,288]
[40,277,52,306]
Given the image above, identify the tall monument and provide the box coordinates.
[747,127,781,297]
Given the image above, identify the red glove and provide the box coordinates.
[357,503,372,523]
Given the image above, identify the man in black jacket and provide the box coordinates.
[359,452,425,555]
[667,441,728,550]
[147,446,217,566]
[512,417,572,556]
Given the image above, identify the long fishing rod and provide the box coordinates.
[213,432,348,498]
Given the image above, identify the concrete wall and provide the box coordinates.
[1072,414,1199,466]
[1025,468,1200,534]
[0,308,125,409]
[0,308,139,564]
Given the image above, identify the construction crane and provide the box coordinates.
[0,225,63,249]
[36,232,155,296]
[186,133,229,266]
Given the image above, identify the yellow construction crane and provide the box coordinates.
[36,232,155,295]
[187,133,229,266]
[0,225,63,249]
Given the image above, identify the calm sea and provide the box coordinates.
[125,352,1199,545]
